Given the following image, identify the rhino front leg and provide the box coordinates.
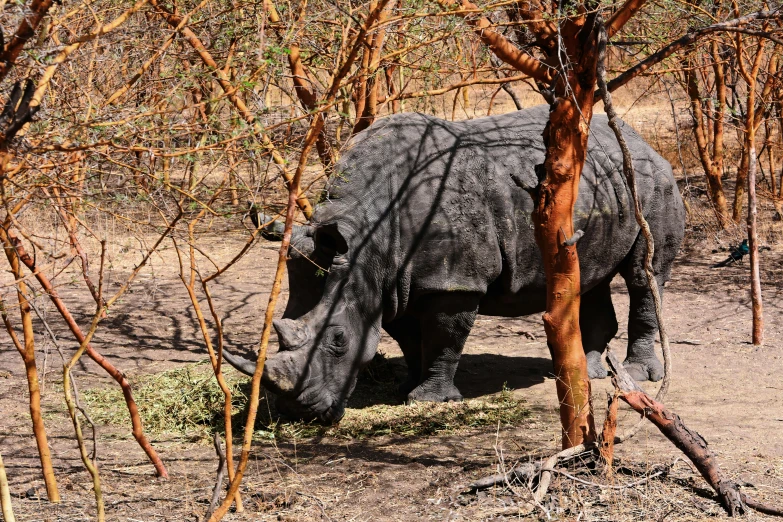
[406,293,481,404]
[383,317,422,397]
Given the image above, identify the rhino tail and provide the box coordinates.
[221,347,257,377]
[247,202,286,241]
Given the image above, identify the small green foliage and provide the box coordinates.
[313,189,328,205]
[83,361,247,440]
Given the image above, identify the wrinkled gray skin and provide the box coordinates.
[226,105,685,424]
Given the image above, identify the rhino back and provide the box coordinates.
[316,106,680,319]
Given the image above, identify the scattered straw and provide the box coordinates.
[84,358,530,443]
[83,361,247,440]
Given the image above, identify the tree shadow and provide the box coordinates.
[334,351,550,409]
[454,353,550,398]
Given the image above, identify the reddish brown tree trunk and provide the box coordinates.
[536,107,596,447]
[532,22,600,450]
[685,53,731,227]
[443,0,651,451]
[1,226,60,502]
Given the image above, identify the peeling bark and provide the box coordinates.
[531,14,601,450]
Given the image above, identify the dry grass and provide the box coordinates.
[82,360,248,440]
[82,355,531,443]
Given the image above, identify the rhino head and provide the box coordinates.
[226,213,381,424]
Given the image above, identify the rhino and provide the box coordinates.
[225,105,685,424]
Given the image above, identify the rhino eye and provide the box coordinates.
[325,327,348,356]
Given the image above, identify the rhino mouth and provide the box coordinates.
[276,390,345,425]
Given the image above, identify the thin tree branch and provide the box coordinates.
[605,10,783,95]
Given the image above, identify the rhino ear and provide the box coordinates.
[315,223,348,257]
[289,236,315,260]
[273,318,310,350]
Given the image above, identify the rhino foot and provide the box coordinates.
[407,383,463,404]
[623,357,664,382]
[398,376,418,398]
[586,350,608,379]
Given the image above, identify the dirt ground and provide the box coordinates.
[2,106,783,519]
[1,217,782,521]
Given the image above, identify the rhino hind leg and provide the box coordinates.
[622,282,666,382]
[406,293,481,404]
[383,317,422,397]
[619,233,673,383]
[580,279,618,379]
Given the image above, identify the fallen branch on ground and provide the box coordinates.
[470,443,672,495]
[469,443,593,494]
[606,351,782,517]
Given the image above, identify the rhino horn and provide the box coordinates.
[221,348,257,376]
[273,318,311,350]
[260,350,307,394]
[221,348,304,395]
[246,203,287,240]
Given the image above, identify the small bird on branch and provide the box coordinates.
[712,239,749,268]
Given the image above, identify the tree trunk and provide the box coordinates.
[733,145,749,222]
[685,55,730,227]
[765,117,777,195]
[0,451,14,522]
[777,98,783,197]
[532,20,600,450]
[710,41,730,223]
[1,229,60,502]
[385,65,400,113]
[735,34,765,343]
[747,145,763,345]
